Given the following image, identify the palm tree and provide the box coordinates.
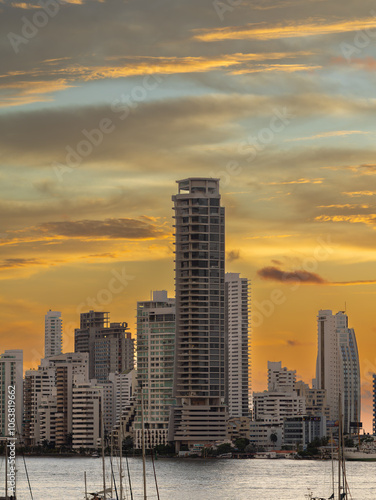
[270,432,278,449]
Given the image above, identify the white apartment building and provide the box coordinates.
[108,370,135,426]
[253,362,305,425]
[314,310,360,433]
[0,350,23,438]
[225,273,251,417]
[253,391,306,424]
[268,361,296,392]
[135,291,175,449]
[45,310,62,358]
[24,352,89,446]
[72,381,102,449]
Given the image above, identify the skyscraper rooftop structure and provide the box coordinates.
[170,178,228,449]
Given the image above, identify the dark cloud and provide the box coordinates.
[226,249,241,262]
[38,218,166,239]
[257,265,327,284]
[0,258,43,269]
[12,217,168,241]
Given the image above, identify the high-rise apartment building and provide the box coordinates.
[45,310,62,358]
[171,178,228,449]
[253,361,306,424]
[72,380,102,449]
[134,290,175,448]
[24,352,89,446]
[75,310,134,381]
[225,272,251,417]
[314,310,360,434]
[0,350,23,438]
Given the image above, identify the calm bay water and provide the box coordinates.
[4,456,376,499]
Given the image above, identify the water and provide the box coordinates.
[4,456,376,499]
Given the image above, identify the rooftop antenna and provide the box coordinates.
[345,301,347,313]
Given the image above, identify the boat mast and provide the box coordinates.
[119,421,123,500]
[101,398,107,500]
[84,471,88,500]
[5,437,8,500]
[140,384,147,500]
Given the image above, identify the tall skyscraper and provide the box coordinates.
[171,178,227,450]
[0,350,23,438]
[134,290,175,448]
[45,310,62,358]
[314,310,360,433]
[225,272,251,417]
[74,310,134,381]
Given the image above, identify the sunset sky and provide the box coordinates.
[1,0,376,431]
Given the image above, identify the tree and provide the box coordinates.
[216,443,233,455]
[234,438,250,452]
[270,433,278,448]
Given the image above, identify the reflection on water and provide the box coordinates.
[4,456,376,500]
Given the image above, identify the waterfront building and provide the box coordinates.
[283,415,327,449]
[170,178,228,450]
[249,421,283,450]
[314,310,360,433]
[108,369,135,426]
[74,310,134,381]
[44,310,62,358]
[134,290,175,449]
[227,416,251,442]
[72,380,102,449]
[225,273,251,417]
[24,364,56,445]
[0,350,23,438]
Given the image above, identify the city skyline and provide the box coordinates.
[1,0,376,434]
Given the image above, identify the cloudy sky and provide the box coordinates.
[1,0,376,430]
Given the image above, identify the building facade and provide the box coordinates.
[72,381,102,449]
[45,310,62,358]
[134,290,175,448]
[314,310,360,433]
[0,350,23,438]
[171,178,228,449]
[225,273,251,417]
[75,310,134,381]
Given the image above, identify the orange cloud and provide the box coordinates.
[315,214,376,226]
[194,17,376,42]
[263,178,324,185]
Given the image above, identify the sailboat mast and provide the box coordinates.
[101,399,107,500]
[5,438,8,500]
[338,393,342,500]
[119,422,123,500]
[141,385,147,500]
